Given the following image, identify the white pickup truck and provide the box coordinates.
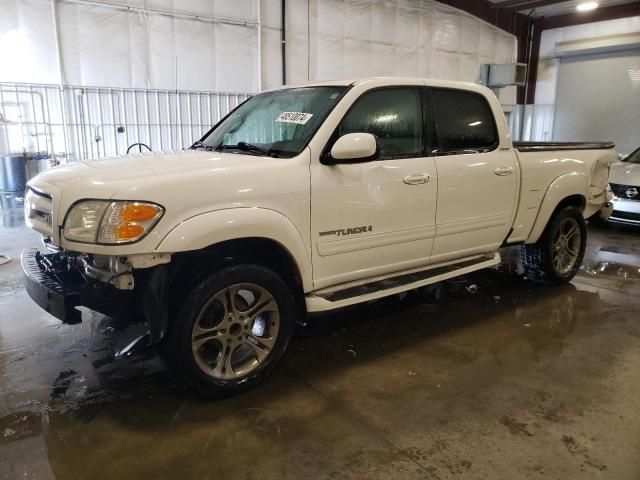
[23,77,614,397]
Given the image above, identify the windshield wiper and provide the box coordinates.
[190,140,214,151]
[237,141,270,155]
[215,142,279,157]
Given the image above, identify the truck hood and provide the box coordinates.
[28,148,309,250]
[31,149,267,194]
[610,161,640,187]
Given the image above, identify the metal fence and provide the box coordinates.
[0,82,253,163]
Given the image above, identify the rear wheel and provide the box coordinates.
[520,206,586,285]
[162,264,296,398]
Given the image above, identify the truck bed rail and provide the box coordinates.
[514,141,615,152]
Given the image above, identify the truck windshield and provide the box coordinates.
[622,147,640,164]
[198,86,347,158]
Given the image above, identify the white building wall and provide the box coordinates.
[262,0,516,103]
[2,0,516,94]
[0,0,517,158]
[536,15,640,105]
[0,0,261,92]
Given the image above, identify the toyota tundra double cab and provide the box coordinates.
[22,77,614,397]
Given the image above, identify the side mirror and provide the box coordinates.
[327,133,377,164]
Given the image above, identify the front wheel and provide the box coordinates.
[520,206,587,285]
[161,264,296,398]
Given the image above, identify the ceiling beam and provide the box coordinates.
[493,0,568,10]
[536,1,640,29]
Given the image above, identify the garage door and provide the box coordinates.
[553,49,640,155]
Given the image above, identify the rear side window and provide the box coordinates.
[338,88,423,159]
[432,89,498,154]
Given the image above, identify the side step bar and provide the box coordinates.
[305,253,500,312]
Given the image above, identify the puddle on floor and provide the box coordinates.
[581,261,640,279]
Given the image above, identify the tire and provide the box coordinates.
[520,206,587,285]
[161,264,296,398]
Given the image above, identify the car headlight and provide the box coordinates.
[63,200,164,244]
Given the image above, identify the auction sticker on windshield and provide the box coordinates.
[276,112,314,125]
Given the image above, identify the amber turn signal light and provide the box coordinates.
[121,203,161,223]
[116,224,146,240]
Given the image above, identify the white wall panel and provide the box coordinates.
[1,0,260,92]
[0,0,59,84]
[276,0,516,91]
[260,26,282,90]
[215,23,258,92]
[58,2,135,87]
[174,17,215,91]
[1,0,516,94]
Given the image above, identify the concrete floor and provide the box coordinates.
[1,205,640,480]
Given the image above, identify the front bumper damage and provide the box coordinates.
[21,249,170,345]
[21,248,133,324]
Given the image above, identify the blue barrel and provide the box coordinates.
[0,154,27,193]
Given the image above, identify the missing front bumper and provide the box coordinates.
[22,248,84,324]
[21,248,136,325]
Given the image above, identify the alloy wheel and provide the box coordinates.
[552,217,581,275]
[191,283,280,380]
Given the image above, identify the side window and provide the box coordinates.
[338,88,423,159]
[432,89,498,154]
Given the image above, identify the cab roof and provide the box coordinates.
[267,76,487,94]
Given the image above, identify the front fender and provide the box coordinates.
[526,172,587,243]
[155,208,312,291]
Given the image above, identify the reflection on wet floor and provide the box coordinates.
[1,216,640,479]
[580,248,640,279]
[0,194,24,229]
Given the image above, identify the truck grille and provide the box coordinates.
[610,183,640,201]
[24,188,53,236]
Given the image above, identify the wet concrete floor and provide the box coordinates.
[1,206,640,479]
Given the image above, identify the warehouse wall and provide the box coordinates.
[0,0,516,160]
[0,0,260,92]
[553,49,640,154]
[532,16,640,151]
[262,0,516,103]
[2,0,516,92]
[536,15,640,105]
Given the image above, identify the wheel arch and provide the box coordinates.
[156,208,312,292]
[526,173,587,244]
[169,236,306,296]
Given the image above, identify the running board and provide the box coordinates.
[305,253,500,312]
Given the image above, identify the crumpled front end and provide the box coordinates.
[21,248,134,324]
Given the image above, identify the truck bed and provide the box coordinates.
[507,141,615,244]
[514,141,615,152]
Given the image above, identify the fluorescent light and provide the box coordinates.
[576,2,598,12]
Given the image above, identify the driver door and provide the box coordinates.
[309,86,438,289]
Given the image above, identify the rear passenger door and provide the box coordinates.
[429,88,518,263]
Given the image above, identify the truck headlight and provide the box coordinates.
[64,200,164,244]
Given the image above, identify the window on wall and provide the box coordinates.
[432,89,498,154]
[338,88,424,159]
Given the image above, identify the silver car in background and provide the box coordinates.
[609,147,640,226]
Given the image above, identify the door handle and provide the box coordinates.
[494,166,514,176]
[403,173,430,185]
